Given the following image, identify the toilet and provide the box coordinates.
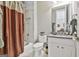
[33,43,43,57]
[33,33,47,57]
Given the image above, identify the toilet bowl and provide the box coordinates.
[33,43,43,57]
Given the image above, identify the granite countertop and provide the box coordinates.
[47,34,73,39]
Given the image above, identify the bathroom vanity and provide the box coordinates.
[48,34,76,57]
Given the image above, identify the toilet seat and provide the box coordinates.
[34,43,43,49]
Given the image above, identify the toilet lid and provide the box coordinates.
[34,43,43,48]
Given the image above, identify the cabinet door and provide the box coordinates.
[48,43,75,57]
[76,41,79,57]
[48,43,61,57]
[60,45,75,57]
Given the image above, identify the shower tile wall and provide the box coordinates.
[24,1,34,44]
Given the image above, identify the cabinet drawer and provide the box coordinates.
[48,37,74,46]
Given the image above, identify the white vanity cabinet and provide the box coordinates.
[76,40,79,57]
[48,35,75,57]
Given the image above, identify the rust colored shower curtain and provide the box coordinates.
[0,2,24,57]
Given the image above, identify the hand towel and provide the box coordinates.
[0,7,4,48]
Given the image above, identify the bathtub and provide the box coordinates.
[19,43,34,57]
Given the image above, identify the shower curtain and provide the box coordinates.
[0,1,24,57]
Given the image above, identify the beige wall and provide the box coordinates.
[37,1,53,34]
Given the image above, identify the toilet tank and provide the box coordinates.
[38,34,47,43]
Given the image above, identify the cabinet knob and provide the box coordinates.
[61,47,64,49]
[57,46,59,48]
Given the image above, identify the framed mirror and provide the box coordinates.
[51,5,69,35]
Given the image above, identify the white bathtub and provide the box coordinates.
[19,43,34,57]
